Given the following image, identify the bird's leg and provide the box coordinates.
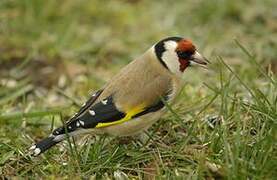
[132,131,150,145]
[117,131,150,145]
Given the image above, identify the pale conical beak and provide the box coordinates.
[190,51,210,67]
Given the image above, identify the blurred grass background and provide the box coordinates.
[0,0,276,179]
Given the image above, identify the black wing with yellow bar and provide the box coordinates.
[53,94,168,135]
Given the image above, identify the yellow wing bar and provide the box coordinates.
[95,104,146,128]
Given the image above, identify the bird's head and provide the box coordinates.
[154,37,209,75]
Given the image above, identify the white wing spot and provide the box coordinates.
[68,126,72,129]
[29,145,36,151]
[34,148,41,156]
[82,102,86,107]
[92,93,96,97]
[101,99,108,105]
[80,120,85,126]
[76,121,80,127]
[89,110,95,116]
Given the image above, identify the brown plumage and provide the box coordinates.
[94,47,181,136]
[97,47,180,110]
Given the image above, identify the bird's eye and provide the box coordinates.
[176,50,193,60]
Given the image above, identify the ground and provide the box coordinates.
[0,0,276,179]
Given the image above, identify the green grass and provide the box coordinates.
[0,0,276,179]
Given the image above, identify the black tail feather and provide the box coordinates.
[29,136,60,156]
[29,89,104,156]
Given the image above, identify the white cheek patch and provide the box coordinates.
[162,41,182,75]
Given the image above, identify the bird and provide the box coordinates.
[29,36,209,156]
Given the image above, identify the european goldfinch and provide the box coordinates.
[29,37,209,156]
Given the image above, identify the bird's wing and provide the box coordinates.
[30,90,170,156]
[52,89,103,135]
[67,89,104,122]
[52,92,170,136]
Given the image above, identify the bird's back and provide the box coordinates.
[95,49,174,112]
